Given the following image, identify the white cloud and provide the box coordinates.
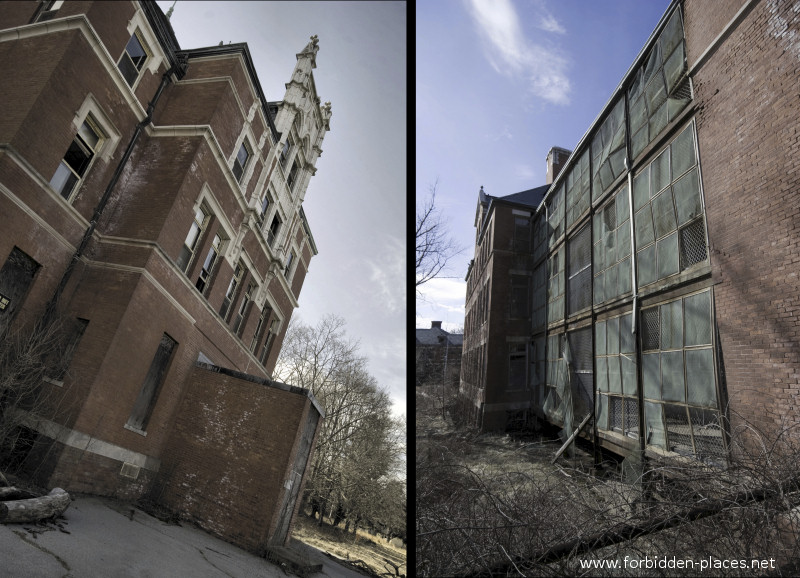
[365,235,405,314]
[466,0,571,105]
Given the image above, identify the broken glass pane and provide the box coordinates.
[661,350,686,403]
[652,188,677,238]
[665,404,693,455]
[660,9,684,63]
[684,290,712,346]
[663,41,686,93]
[645,401,666,448]
[673,167,701,226]
[643,352,661,399]
[643,42,662,85]
[645,71,667,112]
[686,348,716,407]
[657,232,679,279]
[689,407,725,464]
[638,245,657,287]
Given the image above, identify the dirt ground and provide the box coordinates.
[292,512,406,578]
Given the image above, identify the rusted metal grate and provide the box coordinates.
[624,397,639,438]
[642,307,660,351]
[610,396,623,432]
[680,218,707,269]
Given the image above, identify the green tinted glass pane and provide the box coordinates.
[651,148,671,196]
[635,205,655,246]
[618,257,632,296]
[687,348,716,407]
[618,225,631,259]
[596,356,608,392]
[671,124,696,178]
[649,101,669,138]
[661,350,685,402]
[660,9,683,60]
[673,167,702,226]
[594,271,605,304]
[684,290,712,346]
[605,260,617,299]
[597,394,609,430]
[645,401,666,448]
[608,356,621,394]
[657,232,680,279]
[630,95,647,133]
[652,189,677,238]
[620,313,634,353]
[643,352,660,399]
[616,186,630,224]
[660,299,683,350]
[633,167,649,211]
[664,41,686,93]
[668,95,691,122]
[632,127,648,160]
[646,72,667,113]
[622,354,637,396]
[595,321,607,355]
[638,245,657,287]
[607,317,619,355]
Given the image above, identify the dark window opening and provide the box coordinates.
[232,140,251,182]
[50,118,101,200]
[233,281,255,336]
[220,263,244,320]
[126,333,177,432]
[118,32,148,87]
[196,234,221,294]
[0,247,40,334]
[267,214,282,247]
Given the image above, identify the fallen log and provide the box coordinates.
[0,487,71,524]
[0,487,37,501]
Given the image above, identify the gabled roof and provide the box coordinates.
[499,184,549,208]
[416,327,463,347]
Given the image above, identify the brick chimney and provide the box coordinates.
[431,321,442,329]
[546,147,572,185]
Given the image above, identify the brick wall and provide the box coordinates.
[688,0,800,437]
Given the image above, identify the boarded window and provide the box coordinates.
[126,333,177,431]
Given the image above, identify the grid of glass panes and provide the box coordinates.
[591,98,627,202]
[531,262,547,333]
[641,289,724,464]
[547,183,565,249]
[546,245,565,325]
[595,311,638,438]
[628,8,691,160]
[531,335,546,408]
[634,123,707,289]
[543,334,565,423]
[532,212,548,264]
[565,150,590,229]
[593,185,632,305]
[567,225,592,315]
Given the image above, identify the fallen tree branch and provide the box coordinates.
[0,488,71,524]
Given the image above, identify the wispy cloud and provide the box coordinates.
[465,0,570,105]
[365,235,405,314]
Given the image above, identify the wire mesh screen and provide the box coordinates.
[642,307,660,351]
[671,122,697,179]
[665,404,693,456]
[689,407,726,466]
[684,290,712,346]
[624,397,639,439]
[610,396,623,432]
[680,218,707,269]
[660,299,683,350]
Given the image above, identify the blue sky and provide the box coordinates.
[156,2,407,418]
[416,0,670,332]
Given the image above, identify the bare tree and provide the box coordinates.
[416,181,463,291]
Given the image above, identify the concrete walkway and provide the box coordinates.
[0,494,367,577]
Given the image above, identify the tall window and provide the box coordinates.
[283,251,295,279]
[593,185,632,306]
[287,161,299,191]
[267,214,282,247]
[50,117,102,200]
[0,247,40,335]
[258,192,271,221]
[279,134,294,167]
[232,139,252,183]
[233,281,255,336]
[126,333,177,432]
[259,319,279,365]
[567,225,592,315]
[117,31,148,87]
[250,304,272,353]
[177,206,208,272]
[196,234,221,294]
[220,262,244,320]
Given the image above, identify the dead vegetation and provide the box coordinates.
[416,385,800,576]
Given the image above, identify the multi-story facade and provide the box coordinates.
[460,0,800,466]
[0,0,331,550]
[461,185,548,430]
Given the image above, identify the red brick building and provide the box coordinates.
[459,0,800,466]
[0,0,330,549]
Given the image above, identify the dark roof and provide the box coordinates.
[500,184,549,208]
[416,327,463,347]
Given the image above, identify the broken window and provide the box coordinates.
[0,247,40,334]
[546,245,565,325]
[50,116,103,200]
[232,138,252,183]
[177,206,209,273]
[634,123,707,288]
[565,149,590,229]
[507,343,526,391]
[596,311,638,438]
[220,262,245,321]
[639,289,723,463]
[118,30,149,87]
[567,224,592,315]
[628,8,690,159]
[195,234,222,294]
[593,185,632,305]
[543,334,566,423]
[126,333,177,432]
[233,281,256,336]
[591,98,627,201]
[266,213,282,247]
